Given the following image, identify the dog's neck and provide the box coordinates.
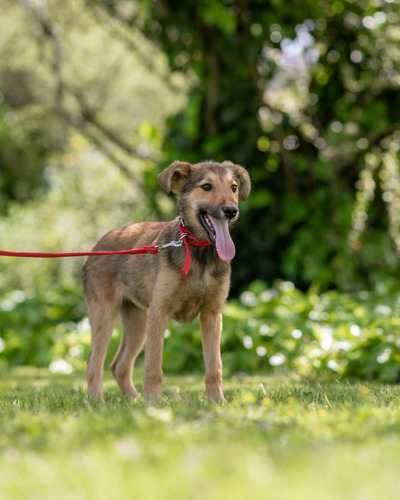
[178,217,211,276]
[178,217,211,247]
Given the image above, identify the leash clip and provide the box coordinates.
[156,232,189,252]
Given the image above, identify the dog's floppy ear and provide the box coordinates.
[223,161,251,201]
[158,161,193,194]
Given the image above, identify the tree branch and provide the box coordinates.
[71,89,152,159]
[55,106,136,180]
[21,0,156,178]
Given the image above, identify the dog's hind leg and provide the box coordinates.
[86,296,120,400]
[110,302,147,398]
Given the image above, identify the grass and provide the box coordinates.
[1,367,400,499]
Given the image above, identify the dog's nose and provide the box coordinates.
[222,206,238,220]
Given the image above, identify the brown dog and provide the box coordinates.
[82,160,250,402]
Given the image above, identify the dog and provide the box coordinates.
[82,160,250,402]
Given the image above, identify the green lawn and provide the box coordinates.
[1,367,400,500]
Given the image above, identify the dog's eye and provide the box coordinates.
[201,183,213,191]
[231,184,238,193]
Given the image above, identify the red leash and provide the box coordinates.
[0,218,211,276]
[0,247,159,258]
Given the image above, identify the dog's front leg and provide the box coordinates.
[200,310,226,402]
[142,304,169,403]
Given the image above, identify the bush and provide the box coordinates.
[218,280,400,383]
[1,280,399,383]
[161,280,400,382]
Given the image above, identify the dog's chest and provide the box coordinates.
[170,299,202,323]
[168,276,221,323]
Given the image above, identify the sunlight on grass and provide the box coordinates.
[0,368,400,499]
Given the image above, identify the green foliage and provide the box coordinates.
[164,280,400,383]
[0,152,152,292]
[1,369,400,500]
[0,0,187,208]
[2,280,400,384]
[0,286,85,369]
[0,2,66,207]
[133,0,400,292]
[2,0,400,292]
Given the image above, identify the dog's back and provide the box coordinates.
[83,221,168,310]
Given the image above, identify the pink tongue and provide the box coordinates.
[208,215,236,261]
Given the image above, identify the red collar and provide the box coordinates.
[179,218,212,275]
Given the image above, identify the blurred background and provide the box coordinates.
[1,0,400,381]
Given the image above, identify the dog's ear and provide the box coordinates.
[223,161,251,201]
[158,161,193,194]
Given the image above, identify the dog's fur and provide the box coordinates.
[82,160,250,402]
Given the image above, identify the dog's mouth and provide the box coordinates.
[200,212,216,243]
[200,212,236,261]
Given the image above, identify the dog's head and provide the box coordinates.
[158,160,250,261]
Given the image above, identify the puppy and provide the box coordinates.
[82,160,250,401]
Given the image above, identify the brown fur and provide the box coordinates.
[82,160,250,402]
